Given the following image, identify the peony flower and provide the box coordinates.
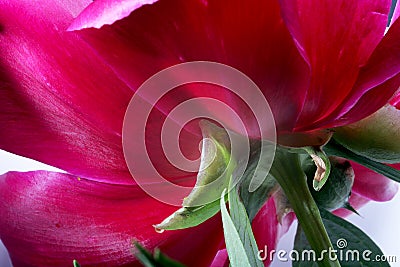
[1,0,400,266]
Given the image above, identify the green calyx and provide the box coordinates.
[334,105,400,164]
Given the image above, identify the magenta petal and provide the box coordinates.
[69,0,158,30]
[316,10,400,128]
[76,0,309,133]
[390,91,400,108]
[280,0,390,129]
[310,72,400,130]
[252,196,295,266]
[0,0,200,186]
[319,73,400,128]
[351,162,399,202]
[0,0,140,183]
[210,249,229,267]
[332,16,400,122]
[0,171,222,267]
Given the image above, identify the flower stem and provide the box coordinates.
[271,149,341,267]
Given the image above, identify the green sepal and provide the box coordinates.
[239,140,278,221]
[334,105,400,164]
[155,121,234,231]
[133,242,186,267]
[154,197,223,230]
[183,120,235,207]
[324,139,400,183]
[342,202,360,216]
[73,260,81,267]
[293,209,389,267]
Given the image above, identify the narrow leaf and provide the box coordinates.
[324,139,400,183]
[228,187,264,267]
[134,242,157,267]
[73,260,81,267]
[220,187,264,267]
[220,189,252,267]
[293,209,390,267]
[133,242,186,267]
[154,248,186,267]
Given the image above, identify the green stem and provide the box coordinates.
[271,149,340,267]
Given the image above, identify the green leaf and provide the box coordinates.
[239,140,278,221]
[228,186,264,267]
[220,188,263,267]
[133,242,186,267]
[154,198,222,230]
[134,242,157,267]
[293,209,390,267]
[73,260,81,267]
[220,189,252,267]
[324,139,400,183]
[154,248,186,267]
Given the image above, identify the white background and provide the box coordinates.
[1,149,400,266]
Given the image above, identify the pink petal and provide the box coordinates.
[307,8,400,129]
[327,73,400,127]
[69,0,158,30]
[0,0,133,183]
[0,0,201,185]
[210,249,229,267]
[279,0,390,130]
[351,162,399,202]
[74,0,310,133]
[390,91,400,108]
[0,171,222,266]
[252,196,295,266]
[332,14,400,125]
